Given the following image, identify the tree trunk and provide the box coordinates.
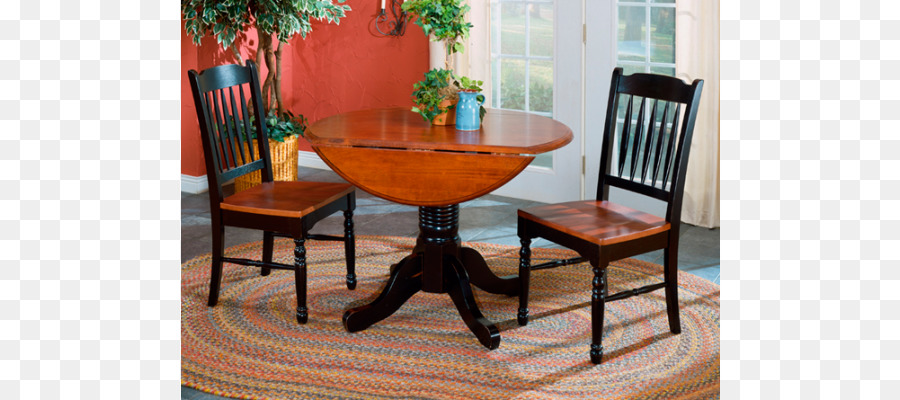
[274,40,284,117]
[259,33,277,113]
[230,42,245,66]
[255,36,265,82]
[444,38,453,72]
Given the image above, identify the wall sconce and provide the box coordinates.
[376,0,407,37]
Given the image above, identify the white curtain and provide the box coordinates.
[676,0,720,228]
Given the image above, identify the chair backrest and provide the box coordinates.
[187,61,273,204]
[596,67,704,224]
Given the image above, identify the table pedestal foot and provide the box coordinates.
[445,256,501,349]
[343,254,422,332]
[460,247,519,296]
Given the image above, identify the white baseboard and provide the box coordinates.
[298,150,330,170]
[181,174,208,194]
[181,151,328,194]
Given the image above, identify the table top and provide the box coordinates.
[306,107,573,155]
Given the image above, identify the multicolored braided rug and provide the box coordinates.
[182,236,719,399]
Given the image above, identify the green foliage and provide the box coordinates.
[454,75,483,92]
[401,0,473,56]
[264,110,308,141]
[181,0,350,50]
[183,0,346,139]
[241,111,308,142]
[410,68,455,123]
[403,1,486,123]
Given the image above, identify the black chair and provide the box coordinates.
[187,61,357,324]
[516,68,703,363]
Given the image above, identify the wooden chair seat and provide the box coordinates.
[518,201,670,246]
[222,181,355,219]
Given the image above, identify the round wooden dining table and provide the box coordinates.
[307,107,573,349]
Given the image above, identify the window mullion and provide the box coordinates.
[524,0,531,112]
[645,1,651,72]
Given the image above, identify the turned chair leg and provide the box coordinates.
[261,231,274,276]
[208,222,225,307]
[517,237,532,326]
[343,209,357,290]
[294,238,308,324]
[664,245,681,334]
[590,261,608,364]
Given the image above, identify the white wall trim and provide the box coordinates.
[181,151,329,194]
[298,150,330,170]
[182,174,208,194]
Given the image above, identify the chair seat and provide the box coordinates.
[518,200,670,246]
[221,181,355,219]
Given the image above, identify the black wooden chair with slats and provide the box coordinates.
[516,68,703,363]
[187,61,357,324]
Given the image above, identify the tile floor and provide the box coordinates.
[181,167,720,400]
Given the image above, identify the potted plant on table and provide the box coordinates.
[402,0,485,125]
[182,0,350,190]
[454,75,486,122]
[411,68,457,125]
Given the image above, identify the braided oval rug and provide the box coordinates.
[182,236,719,399]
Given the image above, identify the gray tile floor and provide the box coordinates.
[181,167,720,400]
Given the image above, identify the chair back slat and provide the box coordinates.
[639,99,659,184]
[188,61,273,203]
[238,85,257,163]
[227,87,249,166]
[660,103,682,188]
[596,68,703,223]
[217,89,242,170]
[204,92,227,171]
[628,96,646,181]
[650,101,670,188]
[617,96,633,177]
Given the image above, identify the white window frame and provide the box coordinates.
[489,0,555,118]
[616,0,676,75]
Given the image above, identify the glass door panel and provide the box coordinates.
[491,0,555,169]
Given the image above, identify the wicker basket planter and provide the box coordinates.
[234,135,299,193]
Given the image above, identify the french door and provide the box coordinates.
[485,0,583,203]
[481,0,673,217]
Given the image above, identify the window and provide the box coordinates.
[490,0,554,167]
[614,1,677,181]
[616,0,675,76]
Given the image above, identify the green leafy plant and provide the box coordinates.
[264,111,308,142]
[237,110,308,142]
[182,0,350,129]
[454,76,483,92]
[410,68,456,122]
[401,0,473,71]
[403,0,488,124]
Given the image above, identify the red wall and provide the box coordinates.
[182,2,430,177]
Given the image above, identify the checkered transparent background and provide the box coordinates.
[1,0,899,399]
[0,1,180,399]
[722,0,900,398]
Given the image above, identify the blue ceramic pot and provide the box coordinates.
[455,91,484,131]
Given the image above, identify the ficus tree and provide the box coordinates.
[182,0,351,119]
